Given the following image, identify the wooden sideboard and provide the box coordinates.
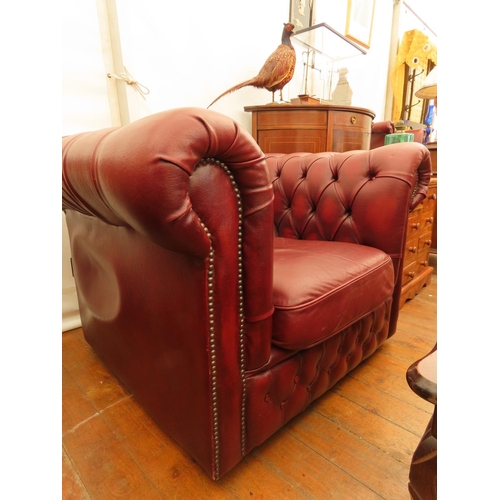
[244,104,375,154]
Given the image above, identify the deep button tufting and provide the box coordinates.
[280,402,286,410]
[264,393,271,402]
[294,375,299,384]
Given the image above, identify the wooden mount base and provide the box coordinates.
[290,95,322,105]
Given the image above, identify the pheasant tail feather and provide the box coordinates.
[207,78,258,109]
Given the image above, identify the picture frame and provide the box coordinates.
[345,0,376,49]
[289,0,315,31]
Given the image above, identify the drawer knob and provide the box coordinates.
[431,194,437,200]
[424,239,432,246]
[350,116,357,124]
[409,246,417,253]
[408,271,416,278]
[420,261,428,267]
[412,223,420,229]
[426,217,434,224]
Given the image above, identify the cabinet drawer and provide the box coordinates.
[403,236,419,266]
[331,111,372,130]
[257,110,327,129]
[420,211,435,230]
[407,210,422,236]
[423,186,437,211]
[417,228,432,253]
[416,249,431,271]
[402,260,420,286]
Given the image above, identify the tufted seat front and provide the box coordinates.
[272,238,393,350]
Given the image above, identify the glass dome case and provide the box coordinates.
[290,22,367,104]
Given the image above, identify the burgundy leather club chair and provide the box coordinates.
[62,107,431,480]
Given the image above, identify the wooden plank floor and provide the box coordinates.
[62,256,437,499]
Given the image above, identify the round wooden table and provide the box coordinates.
[406,344,437,500]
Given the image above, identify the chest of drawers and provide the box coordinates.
[399,177,437,308]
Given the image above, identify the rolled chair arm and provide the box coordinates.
[370,120,395,149]
[62,107,273,258]
[371,120,395,134]
[410,146,432,210]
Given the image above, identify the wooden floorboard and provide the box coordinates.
[62,261,437,499]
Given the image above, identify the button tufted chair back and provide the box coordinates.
[268,151,428,244]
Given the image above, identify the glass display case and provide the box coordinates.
[290,22,367,104]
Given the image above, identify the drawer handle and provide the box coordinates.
[420,261,428,267]
[408,271,416,278]
[411,223,420,229]
[350,116,357,124]
[430,194,437,200]
[426,217,434,224]
[424,239,432,246]
[409,246,417,253]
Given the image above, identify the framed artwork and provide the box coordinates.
[345,0,376,49]
[290,0,315,31]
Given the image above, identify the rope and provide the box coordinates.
[107,66,150,100]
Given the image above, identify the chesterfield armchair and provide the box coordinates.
[62,107,431,480]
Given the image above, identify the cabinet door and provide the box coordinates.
[330,111,372,152]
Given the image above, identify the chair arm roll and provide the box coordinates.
[62,107,272,258]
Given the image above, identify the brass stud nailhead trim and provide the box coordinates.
[198,158,247,478]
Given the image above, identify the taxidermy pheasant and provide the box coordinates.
[208,23,296,108]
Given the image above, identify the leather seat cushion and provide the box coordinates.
[272,237,394,350]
